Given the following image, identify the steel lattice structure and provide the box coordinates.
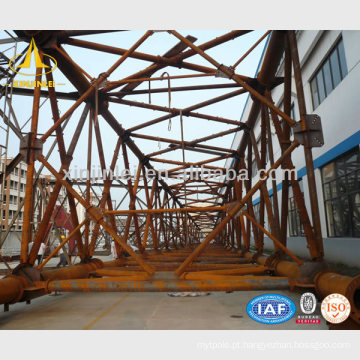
[0,30,359,327]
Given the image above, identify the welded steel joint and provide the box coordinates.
[215,64,234,79]
[19,133,43,163]
[86,206,106,223]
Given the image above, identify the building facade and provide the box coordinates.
[226,30,360,267]
[1,158,27,232]
[0,161,71,255]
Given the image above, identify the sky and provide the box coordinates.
[0,30,268,206]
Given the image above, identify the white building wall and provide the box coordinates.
[226,30,360,267]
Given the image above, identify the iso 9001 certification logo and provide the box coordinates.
[321,293,351,324]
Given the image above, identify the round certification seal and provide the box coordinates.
[321,293,351,324]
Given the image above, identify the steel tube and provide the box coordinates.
[20,65,42,263]
[92,269,149,277]
[226,31,286,204]
[102,262,252,271]
[40,31,153,142]
[315,272,360,324]
[65,31,249,71]
[46,276,289,293]
[105,206,226,215]
[244,252,302,279]
[243,212,303,265]
[181,266,268,279]
[0,276,25,305]
[37,155,155,275]
[274,261,301,278]
[169,30,294,127]
[41,259,103,281]
[288,31,324,259]
[110,83,241,96]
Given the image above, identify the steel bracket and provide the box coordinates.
[86,206,104,223]
[19,133,43,164]
[93,73,108,89]
[120,131,130,143]
[216,65,234,79]
[293,115,324,147]
[233,151,242,161]
[141,156,150,166]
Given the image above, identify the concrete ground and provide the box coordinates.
[0,254,329,330]
[0,290,328,330]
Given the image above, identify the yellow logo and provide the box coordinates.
[9,37,57,77]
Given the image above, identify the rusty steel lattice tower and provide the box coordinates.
[0,30,359,327]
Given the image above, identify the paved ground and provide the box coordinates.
[0,290,328,330]
[0,254,329,330]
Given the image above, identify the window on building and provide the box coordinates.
[321,147,360,237]
[288,180,305,236]
[9,195,18,204]
[10,180,18,190]
[310,37,348,109]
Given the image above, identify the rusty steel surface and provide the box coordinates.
[0,30,359,326]
[44,276,290,293]
[0,276,25,304]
